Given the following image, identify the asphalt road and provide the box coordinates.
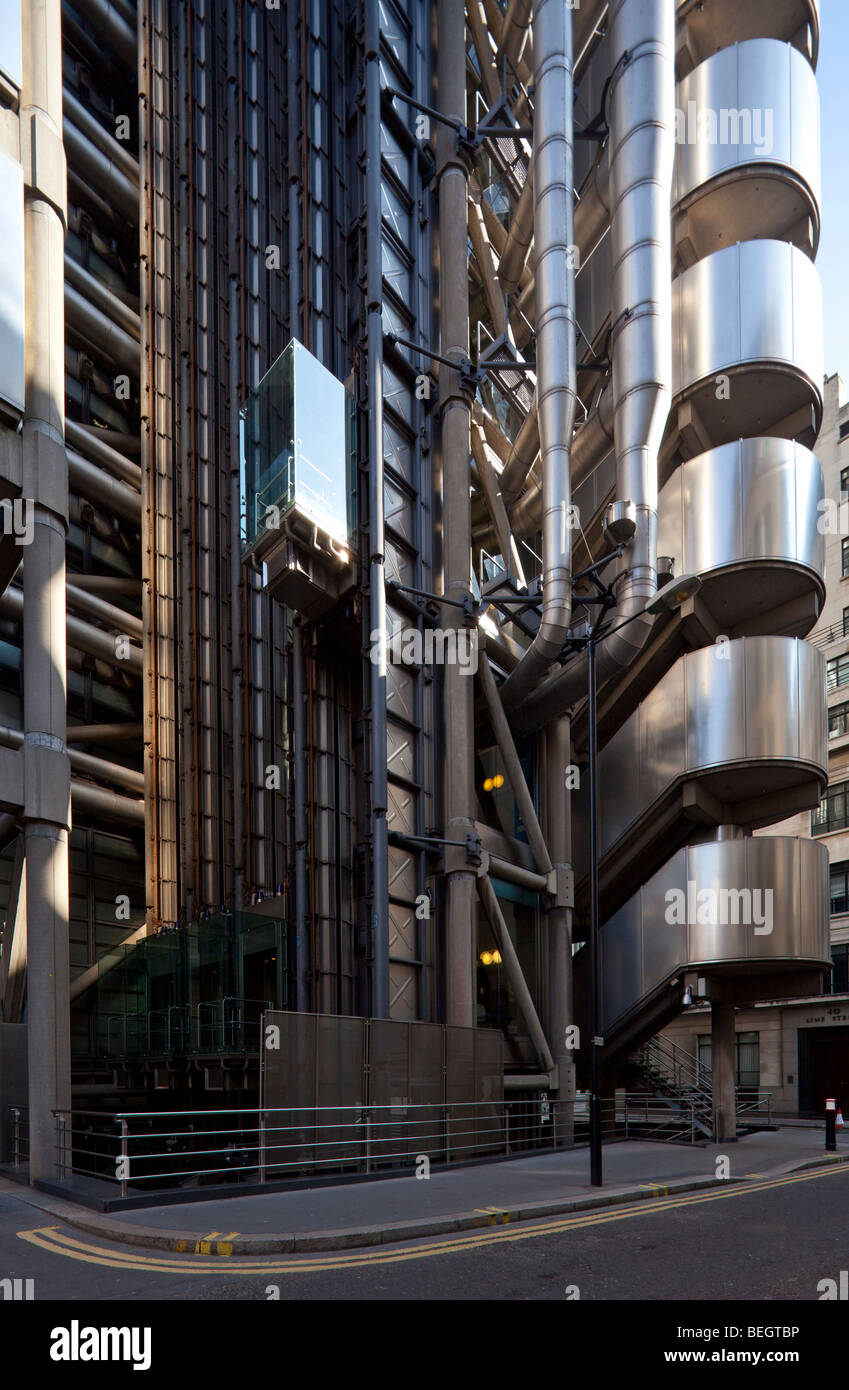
[2,1162,849,1302]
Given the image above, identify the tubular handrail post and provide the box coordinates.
[11,1108,20,1168]
[259,1110,267,1183]
[119,1117,129,1198]
[364,1108,372,1174]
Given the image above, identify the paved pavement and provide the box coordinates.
[2,1124,846,1254]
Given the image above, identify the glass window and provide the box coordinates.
[830,945,849,995]
[829,702,849,739]
[813,781,849,836]
[827,655,849,691]
[843,537,849,578]
[844,609,849,638]
[831,862,849,916]
[697,1032,759,1089]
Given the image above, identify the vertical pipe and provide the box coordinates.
[292,622,310,1011]
[546,713,574,1147]
[711,1001,738,1142]
[438,0,476,1026]
[588,636,602,1185]
[365,0,390,1018]
[21,0,72,1183]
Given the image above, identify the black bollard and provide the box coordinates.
[826,1109,837,1152]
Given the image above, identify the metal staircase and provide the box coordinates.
[631,1035,715,1140]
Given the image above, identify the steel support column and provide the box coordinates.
[438,0,476,1027]
[21,0,72,1184]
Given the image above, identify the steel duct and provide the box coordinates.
[514,0,675,729]
[500,0,577,710]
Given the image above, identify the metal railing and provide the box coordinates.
[47,1098,581,1194]
[95,996,273,1058]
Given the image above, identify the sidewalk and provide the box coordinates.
[4,1125,848,1255]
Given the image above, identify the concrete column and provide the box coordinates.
[438,0,476,1026]
[546,716,575,1145]
[21,0,72,1182]
[711,1002,737,1142]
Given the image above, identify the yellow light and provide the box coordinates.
[492,773,504,789]
[480,951,493,965]
[483,773,504,793]
[483,777,493,792]
[491,949,502,964]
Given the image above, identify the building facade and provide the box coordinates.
[0,0,834,1182]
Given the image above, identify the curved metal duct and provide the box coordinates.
[498,167,535,300]
[505,0,675,722]
[499,0,576,709]
[675,0,820,78]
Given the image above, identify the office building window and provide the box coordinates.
[829,701,849,739]
[829,945,849,995]
[843,538,849,578]
[698,1032,760,1089]
[844,608,849,637]
[827,655,849,691]
[831,862,849,915]
[813,781,849,836]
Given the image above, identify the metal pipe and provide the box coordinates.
[67,723,143,743]
[21,0,72,1185]
[545,714,574,1140]
[66,575,142,596]
[506,379,614,541]
[365,0,390,1018]
[477,873,555,1073]
[470,425,524,583]
[438,0,477,1026]
[497,0,533,69]
[67,450,141,523]
[469,193,507,337]
[0,724,141,792]
[498,168,534,299]
[477,653,552,876]
[292,621,310,1012]
[62,118,139,224]
[64,255,141,340]
[65,418,141,488]
[514,0,675,729]
[0,586,144,674]
[70,778,144,825]
[487,855,548,893]
[65,283,140,377]
[66,581,143,638]
[500,396,539,503]
[62,88,139,185]
[71,0,138,70]
[574,145,610,265]
[500,0,577,710]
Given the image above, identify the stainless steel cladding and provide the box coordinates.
[674,39,821,264]
[657,439,826,633]
[675,0,820,78]
[499,0,576,708]
[599,637,828,856]
[599,837,830,1035]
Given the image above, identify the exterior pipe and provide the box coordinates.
[62,119,139,224]
[498,169,535,299]
[64,256,141,340]
[500,396,539,504]
[477,653,552,876]
[507,380,614,541]
[438,0,477,1026]
[65,283,140,377]
[0,586,144,674]
[546,714,575,1140]
[365,1,390,1019]
[70,779,144,825]
[487,856,548,893]
[21,0,72,1184]
[470,425,524,583]
[68,450,142,523]
[67,723,143,743]
[497,0,533,69]
[62,89,139,186]
[66,582,143,638]
[514,0,675,731]
[65,418,141,488]
[574,145,610,265]
[477,873,555,1073]
[500,0,577,711]
[292,621,310,1012]
[0,725,141,792]
[71,0,138,70]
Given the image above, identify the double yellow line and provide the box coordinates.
[18,1161,849,1276]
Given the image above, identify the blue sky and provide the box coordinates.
[818,0,849,382]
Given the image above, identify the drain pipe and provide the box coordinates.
[365,0,390,1017]
[513,0,675,731]
[499,0,576,711]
